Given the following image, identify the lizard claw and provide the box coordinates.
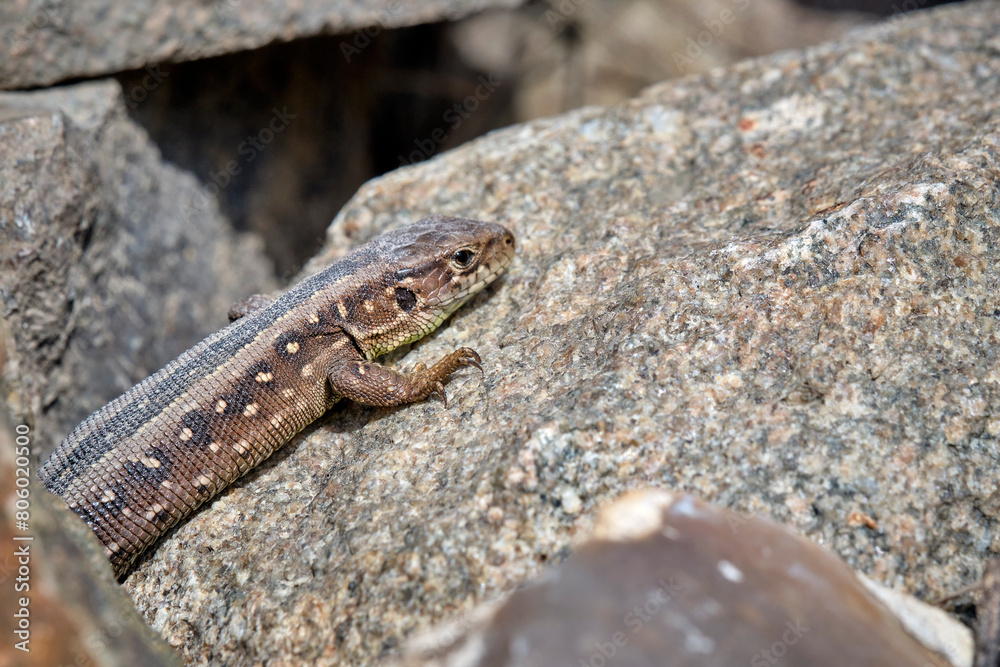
[456,347,483,372]
[413,348,484,407]
[432,381,448,408]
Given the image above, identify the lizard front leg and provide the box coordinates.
[327,348,482,408]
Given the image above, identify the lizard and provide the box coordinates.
[38,215,516,577]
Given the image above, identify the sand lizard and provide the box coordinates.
[38,216,515,576]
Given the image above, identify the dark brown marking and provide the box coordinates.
[192,476,213,495]
[274,331,306,360]
[123,446,173,485]
[180,410,212,447]
[236,440,255,460]
[219,386,254,416]
[343,283,379,320]
[97,483,131,516]
[395,287,417,312]
[247,360,275,383]
[71,503,99,527]
[303,310,330,335]
[394,262,435,283]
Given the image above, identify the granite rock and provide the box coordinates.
[0,0,522,90]
[108,1,1000,665]
[0,80,276,452]
[390,490,972,667]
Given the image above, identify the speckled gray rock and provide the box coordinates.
[390,490,972,667]
[114,1,999,665]
[0,80,276,452]
[0,0,522,90]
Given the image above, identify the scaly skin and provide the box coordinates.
[38,216,515,576]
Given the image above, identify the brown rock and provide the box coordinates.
[391,490,971,667]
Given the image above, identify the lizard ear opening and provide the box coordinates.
[395,287,417,312]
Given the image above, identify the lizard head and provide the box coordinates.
[356,215,516,358]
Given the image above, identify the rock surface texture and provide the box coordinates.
[0,0,521,90]
[390,490,972,667]
[92,1,1000,665]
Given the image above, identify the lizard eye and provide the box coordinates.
[450,248,476,270]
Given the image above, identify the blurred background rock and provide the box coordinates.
[94,0,951,278]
